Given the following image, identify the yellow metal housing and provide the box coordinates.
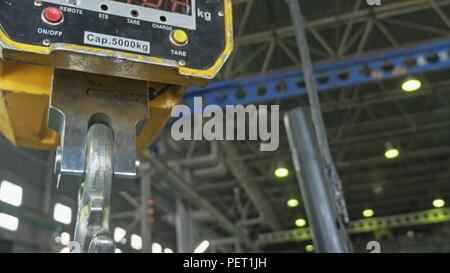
[0,1,233,86]
[0,60,185,152]
[0,1,233,152]
[0,61,58,149]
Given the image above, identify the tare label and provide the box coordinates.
[84,31,150,54]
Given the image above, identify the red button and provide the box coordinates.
[43,7,63,24]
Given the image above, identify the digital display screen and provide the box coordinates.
[116,0,193,16]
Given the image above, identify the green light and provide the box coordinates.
[274,167,289,178]
[433,198,445,208]
[402,79,422,92]
[287,198,299,208]
[384,148,399,159]
[295,218,307,227]
[406,231,415,238]
[305,244,314,252]
[362,209,374,218]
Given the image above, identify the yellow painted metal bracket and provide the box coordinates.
[0,60,185,152]
[0,60,58,149]
[137,84,186,154]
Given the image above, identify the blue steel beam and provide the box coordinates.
[184,39,450,108]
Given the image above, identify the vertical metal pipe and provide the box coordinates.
[284,108,352,253]
[284,0,350,225]
[42,152,55,215]
[140,163,152,253]
[39,152,55,252]
[284,0,332,164]
[175,198,195,253]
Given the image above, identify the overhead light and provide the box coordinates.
[384,143,399,159]
[385,148,399,159]
[53,203,72,225]
[0,213,19,231]
[362,209,375,218]
[295,218,307,227]
[113,227,127,243]
[305,244,314,252]
[0,180,23,207]
[164,248,174,253]
[274,167,289,178]
[59,247,70,253]
[60,232,70,245]
[194,240,210,253]
[152,242,162,253]
[131,234,142,250]
[402,79,422,92]
[287,198,299,208]
[373,185,384,195]
[406,231,415,238]
[433,198,445,208]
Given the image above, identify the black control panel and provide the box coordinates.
[0,0,227,70]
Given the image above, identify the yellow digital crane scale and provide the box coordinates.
[0,0,233,252]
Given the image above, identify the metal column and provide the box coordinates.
[284,0,349,223]
[175,198,196,253]
[284,107,352,253]
[39,152,55,252]
[140,162,152,253]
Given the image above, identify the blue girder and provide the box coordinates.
[184,39,450,108]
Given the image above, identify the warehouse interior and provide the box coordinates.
[1,0,450,253]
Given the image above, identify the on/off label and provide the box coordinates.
[84,31,150,54]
